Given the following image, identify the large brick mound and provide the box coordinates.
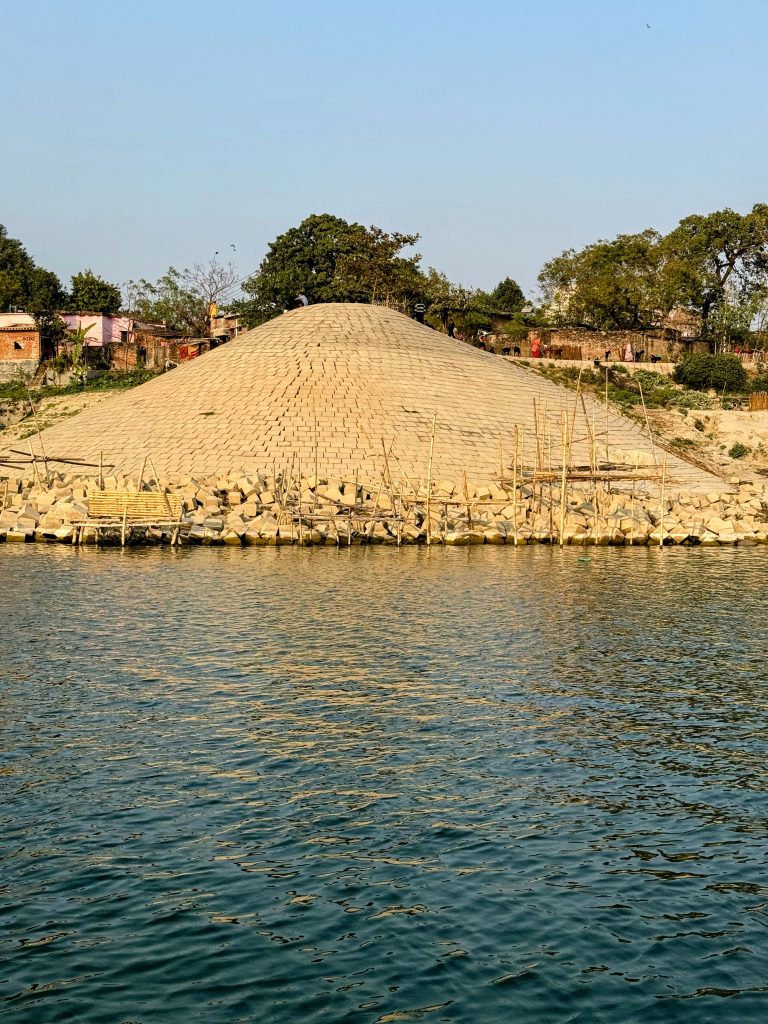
[3,303,718,489]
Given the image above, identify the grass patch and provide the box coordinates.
[728,442,751,459]
[0,368,159,404]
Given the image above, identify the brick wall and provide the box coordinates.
[524,328,710,362]
[0,329,41,362]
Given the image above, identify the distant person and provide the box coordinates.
[530,335,542,358]
[624,341,634,362]
[447,319,455,338]
[295,294,309,308]
[413,301,426,324]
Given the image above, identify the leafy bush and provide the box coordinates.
[673,353,747,393]
[729,442,751,459]
[750,373,768,393]
[632,369,670,392]
[0,381,29,402]
[0,368,159,405]
[674,390,715,410]
[63,368,159,392]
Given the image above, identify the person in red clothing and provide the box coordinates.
[530,335,542,358]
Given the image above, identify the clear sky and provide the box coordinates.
[3,0,766,298]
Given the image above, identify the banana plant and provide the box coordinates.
[66,323,94,385]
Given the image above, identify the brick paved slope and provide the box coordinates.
[5,304,719,489]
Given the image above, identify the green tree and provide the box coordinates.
[335,225,422,310]
[538,230,667,331]
[70,269,122,314]
[662,204,768,335]
[25,266,67,346]
[707,286,767,349]
[236,214,423,327]
[127,258,238,335]
[489,276,525,312]
[128,267,208,335]
[0,224,37,311]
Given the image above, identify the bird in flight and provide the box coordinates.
[646,23,652,28]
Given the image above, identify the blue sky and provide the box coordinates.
[3,0,766,298]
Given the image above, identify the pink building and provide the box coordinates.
[60,313,134,347]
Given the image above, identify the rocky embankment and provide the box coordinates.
[1,471,768,547]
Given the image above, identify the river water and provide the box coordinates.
[1,545,767,1024]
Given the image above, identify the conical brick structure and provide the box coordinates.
[4,303,717,489]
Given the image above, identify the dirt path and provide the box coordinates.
[0,392,114,449]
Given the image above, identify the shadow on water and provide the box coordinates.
[1,545,767,1023]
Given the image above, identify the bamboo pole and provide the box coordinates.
[659,454,667,548]
[25,384,50,485]
[512,426,519,546]
[137,455,148,492]
[148,457,174,526]
[580,393,596,472]
[297,457,304,546]
[28,439,40,487]
[630,481,636,546]
[313,404,319,518]
[637,380,658,469]
[567,367,584,466]
[559,410,568,546]
[380,437,402,545]
[547,425,553,541]
[425,413,436,546]
[98,451,103,491]
[604,367,610,465]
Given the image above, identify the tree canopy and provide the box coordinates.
[69,269,122,315]
[662,204,768,333]
[236,214,423,327]
[538,205,768,340]
[127,258,238,336]
[0,224,67,343]
[539,230,667,331]
[489,277,525,312]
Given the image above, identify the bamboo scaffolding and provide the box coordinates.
[3,451,113,469]
[425,413,436,546]
[604,367,610,465]
[559,410,568,546]
[25,384,50,485]
[28,439,40,487]
[638,379,658,469]
[512,426,519,546]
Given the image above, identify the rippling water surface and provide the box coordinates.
[2,545,768,1023]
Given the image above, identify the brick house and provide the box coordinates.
[0,312,41,381]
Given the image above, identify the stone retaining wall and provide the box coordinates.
[0,358,37,382]
[1,470,765,547]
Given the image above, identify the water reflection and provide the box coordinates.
[1,545,767,1023]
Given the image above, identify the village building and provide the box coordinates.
[0,312,41,381]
